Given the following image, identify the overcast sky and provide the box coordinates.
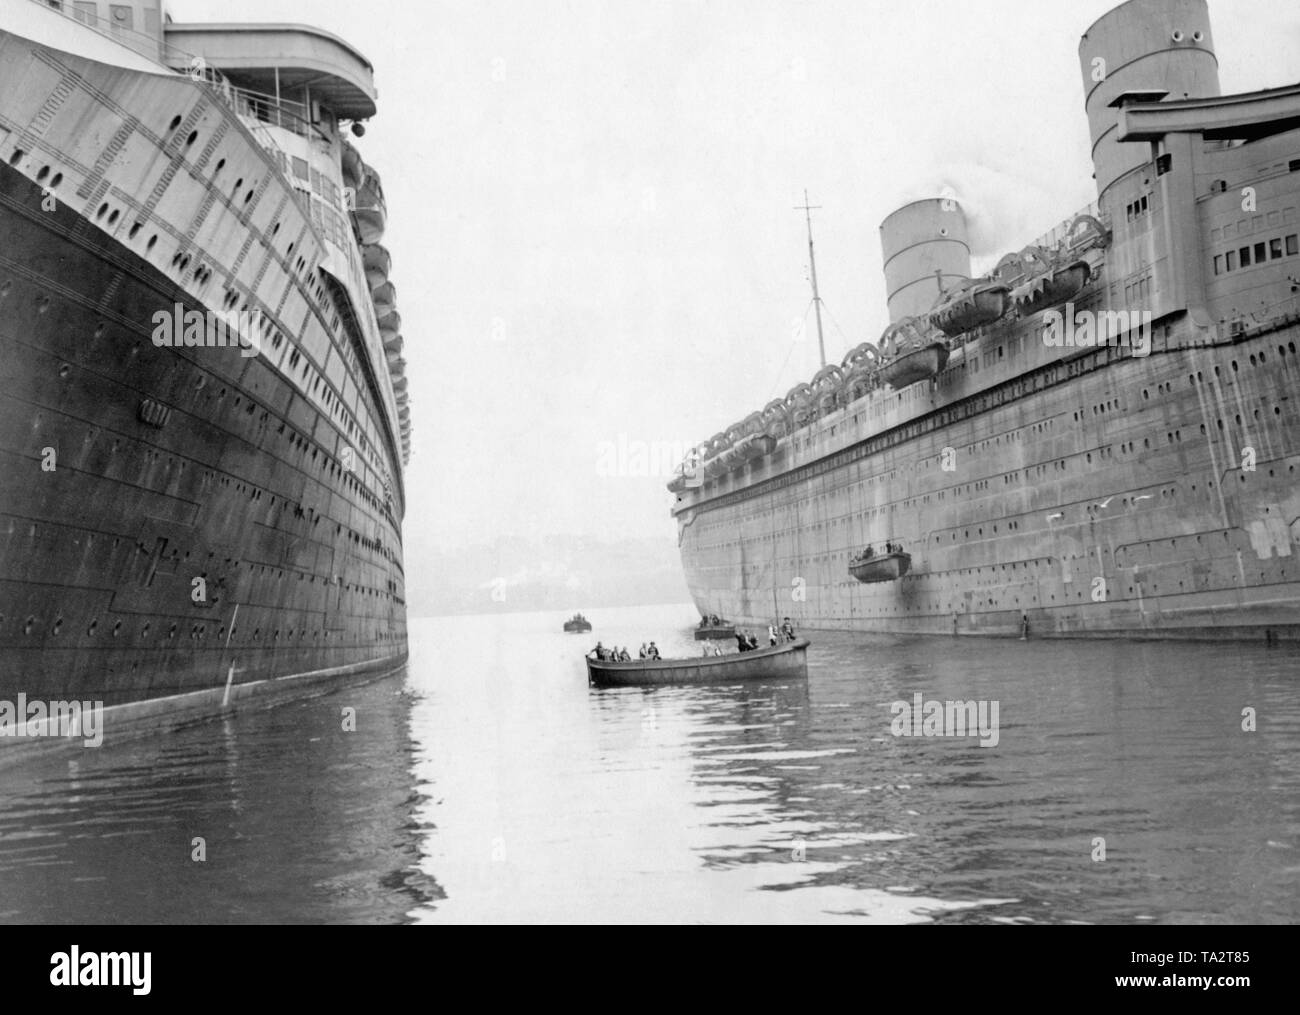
[173,0,1300,554]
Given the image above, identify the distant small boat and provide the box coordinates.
[563,615,592,633]
[587,639,810,688]
[694,622,736,641]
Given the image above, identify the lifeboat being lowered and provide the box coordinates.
[849,543,912,583]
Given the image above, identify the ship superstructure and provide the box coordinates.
[671,0,1300,640]
[0,0,410,728]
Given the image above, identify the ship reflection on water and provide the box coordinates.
[0,672,441,924]
[2,605,1297,924]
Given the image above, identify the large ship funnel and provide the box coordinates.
[879,199,971,324]
[1079,0,1221,206]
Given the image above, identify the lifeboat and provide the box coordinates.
[383,333,404,357]
[931,280,1009,336]
[362,244,391,290]
[351,165,387,245]
[729,437,764,463]
[849,544,912,584]
[340,140,365,191]
[372,281,396,318]
[878,318,949,389]
[1011,260,1092,316]
[377,310,401,343]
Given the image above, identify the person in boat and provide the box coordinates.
[746,632,759,651]
[735,630,750,653]
[768,624,779,647]
[639,643,648,659]
[781,617,796,642]
[710,614,720,626]
[647,642,661,660]
[621,647,632,661]
[591,642,606,661]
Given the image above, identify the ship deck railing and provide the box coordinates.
[27,1,329,151]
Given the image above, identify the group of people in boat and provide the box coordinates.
[853,542,902,563]
[697,614,725,629]
[592,619,796,663]
[736,617,797,652]
[590,641,660,662]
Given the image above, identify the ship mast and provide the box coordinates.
[796,189,827,369]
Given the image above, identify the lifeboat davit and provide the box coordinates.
[931,281,1009,337]
[841,341,880,371]
[1011,260,1092,316]
[1065,214,1110,256]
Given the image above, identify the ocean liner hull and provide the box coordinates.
[0,8,408,731]
[673,0,1300,643]
[678,319,1300,641]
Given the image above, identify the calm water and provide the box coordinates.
[1,604,1297,923]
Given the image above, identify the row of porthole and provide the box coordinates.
[154,117,362,427]
[0,614,404,641]
[14,144,396,502]
[17,439,397,590]
[712,392,1274,527]
[129,366,399,545]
